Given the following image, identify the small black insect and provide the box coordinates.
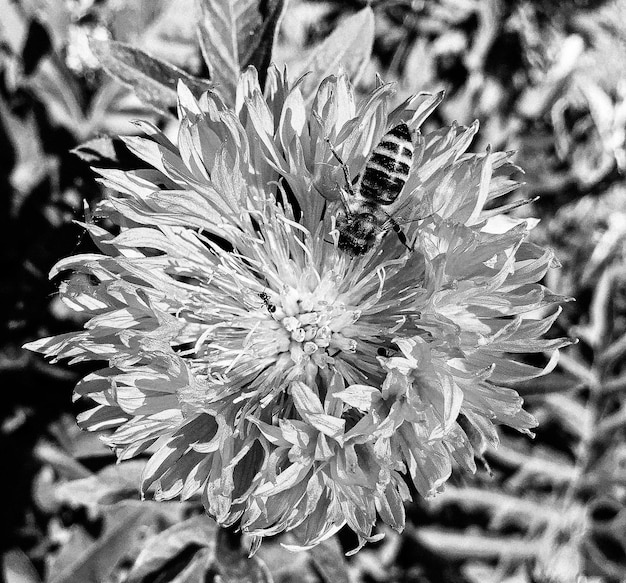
[259,291,276,314]
[377,342,399,358]
[329,123,415,255]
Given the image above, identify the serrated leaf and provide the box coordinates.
[127,514,216,582]
[197,0,287,104]
[90,38,213,116]
[293,7,375,101]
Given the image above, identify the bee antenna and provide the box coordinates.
[316,127,355,197]
[324,138,351,181]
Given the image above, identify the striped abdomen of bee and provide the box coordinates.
[329,122,416,255]
[358,123,414,205]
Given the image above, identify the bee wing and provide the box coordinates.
[387,188,434,224]
[380,212,423,232]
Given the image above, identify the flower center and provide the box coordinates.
[268,289,360,367]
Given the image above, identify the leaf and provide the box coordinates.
[49,506,154,583]
[410,527,541,560]
[160,548,212,583]
[138,0,200,70]
[214,528,273,583]
[55,460,146,508]
[244,0,287,91]
[309,537,350,583]
[0,0,28,52]
[508,371,581,396]
[90,38,213,115]
[72,136,146,168]
[2,548,42,583]
[577,264,621,349]
[133,545,209,583]
[1,100,49,197]
[465,565,531,583]
[46,527,95,583]
[72,136,122,165]
[585,529,626,579]
[34,441,92,480]
[543,394,587,438]
[196,0,287,104]
[293,7,375,101]
[256,545,315,582]
[28,60,86,136]
[127,514,216,582]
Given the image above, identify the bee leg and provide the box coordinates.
[336,184,353,213]
[394,224,412,251]
[388,216,412,251]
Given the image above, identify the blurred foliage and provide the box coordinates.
[2,0,626,581]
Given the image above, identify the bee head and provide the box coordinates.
[336,211,381,255]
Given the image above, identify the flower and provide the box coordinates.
[26,67,570,553]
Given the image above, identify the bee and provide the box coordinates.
[329,123,415,255]
[259,291,276,314]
